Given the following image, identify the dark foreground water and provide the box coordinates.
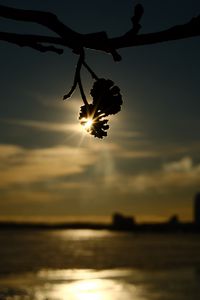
[0,229,200,300]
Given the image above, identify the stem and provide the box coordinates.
[77,50,89,106]
[63,49,85,100]
[78,77,88,106]
[83,61,99,80]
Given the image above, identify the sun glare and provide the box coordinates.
[81,118,94,132]
[84,119,93,129]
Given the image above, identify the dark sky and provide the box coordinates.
[0,0,200,223]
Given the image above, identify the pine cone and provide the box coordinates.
[90,78,123,116]
[79,104,109,139]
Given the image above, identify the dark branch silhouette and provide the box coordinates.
[1,4,200,59]
[0,31,64,54]
[0,4,115,58]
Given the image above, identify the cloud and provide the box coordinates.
[0,144,24,158]
[163,157,193,173]
[0,144,96,188]
[127,157,200,193]
[118,149,158,159]
[1,138,199,213]
[0,189,58,204]
[0,118,80,133]
[89,141,159,159]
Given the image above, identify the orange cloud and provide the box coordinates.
[0,144,96,188]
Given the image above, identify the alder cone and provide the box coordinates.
[90,78,123,116]
[79,103,94,120]
[79,104,109,139]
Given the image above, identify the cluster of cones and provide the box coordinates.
[79,78,123,138]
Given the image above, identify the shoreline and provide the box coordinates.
[0,221,200,233]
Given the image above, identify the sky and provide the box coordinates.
[0,0,200,223]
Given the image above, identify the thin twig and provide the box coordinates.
[77,50,88,106]
[63,49,85,100]
[83,61,99,80]
[78,77,88,106]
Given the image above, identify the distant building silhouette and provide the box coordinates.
[112,213,135,230]
[194,193,200,226]
[168,214,180,226]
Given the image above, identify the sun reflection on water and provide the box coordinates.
[57,279,106,300]
[35,269,147,300]
[53,229,114,241]
[47,278,144,300]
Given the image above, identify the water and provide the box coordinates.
[0,229,200,299]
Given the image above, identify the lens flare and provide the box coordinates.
[84,119,93,130]
[81,117,94,132]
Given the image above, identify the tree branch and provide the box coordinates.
[111,15,200,49]
[0,4,109,54]
[0,31,64,54]
[0,4,81,49]
[0,4,200,58]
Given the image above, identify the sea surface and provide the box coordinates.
[0,229,200,300]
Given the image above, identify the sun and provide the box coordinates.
[84,118,93,130]
[81,117,94,132]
